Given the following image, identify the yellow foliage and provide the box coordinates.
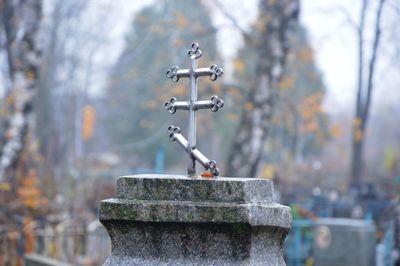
[301,92,324,121]
[305,258,315,266]
[136,15,148,24]
[149,24,163,34]
[26,70,35,81]
[174,38,184,48]
[298,47,314,62]
[228,87,243,101]
[23,218,35,253]
[233,58,246,74]
[353,117,362,127]
[384,146,396,171]
[0,182,11,191]
[303,121,318,133]
[171,84,187,97]
[174,13,187,30]
[192,21,206,34]
[244,102,253,112]
[262,164,275,179]
[279,76,294,90]
[307,72,318,81]
[23,175,38,187]
[211,83,221,95]
[82,105,96,141]
[254,20,265,33]
[354,129,363,142]
[329,125,343,138]
[17,169,48,210]
[141,100,157,110]
[228,113,239,122]
[7,94,14,104]
[254,14,272,33]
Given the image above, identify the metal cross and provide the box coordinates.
[165,43,223,176]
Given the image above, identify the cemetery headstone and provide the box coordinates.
[313,218,376,266]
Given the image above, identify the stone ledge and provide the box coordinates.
[116,175,274,203]
[99,199,291,228]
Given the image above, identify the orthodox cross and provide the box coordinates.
[165,43,223,177]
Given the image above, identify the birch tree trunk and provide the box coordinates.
[226,0,299,177]
[0,0,42,180]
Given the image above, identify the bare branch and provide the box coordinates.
[356,0,368,118]
[314,5,360,32]
[214,0,253,43]
[363,0,387,124]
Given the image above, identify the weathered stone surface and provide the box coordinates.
[313,218,376,266]
[100,199,290,227]
[99,174,291,265]
[101,221,288,266]
[25,254,73,266]
[115,175,274,203]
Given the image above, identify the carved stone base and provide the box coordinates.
[99,175,291,265]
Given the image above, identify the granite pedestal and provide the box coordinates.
[99,174,291,265]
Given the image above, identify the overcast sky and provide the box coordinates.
[1,0,398,116]
[101,0,399,116]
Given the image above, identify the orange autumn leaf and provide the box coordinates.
[233,58,246,74]
[245,102,253,112]
[174,13,188,30]
[298,47,314,62]
[330,125,343,138]
[278,76,294,90]
[171,84,186,97]
[354,129,363,142]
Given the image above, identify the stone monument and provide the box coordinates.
[99,43,292,265]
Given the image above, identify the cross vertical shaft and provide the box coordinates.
[188,56,198,175]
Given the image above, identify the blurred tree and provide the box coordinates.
[232,26,328,167]
[269,28,328,163]
[219,0,300,176]
[16,168,49,211]
[35,0,84,180]
[105,0,221,168]
[351,0,387,186]
[0,0,42,180]
[34,0,117,187]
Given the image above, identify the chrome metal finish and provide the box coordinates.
[177,69,190,78]
[194,95,224,112]
[165,43,224,177]
[187,49,198,175]
[209,65,224,81]
[191,148,209,166]
[164,97,189,114]
[187,42,202,59]
[194,100,213,110]
[166,66,179,82]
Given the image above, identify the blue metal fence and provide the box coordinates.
[284,219,313,266]
[383,221,395,266]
